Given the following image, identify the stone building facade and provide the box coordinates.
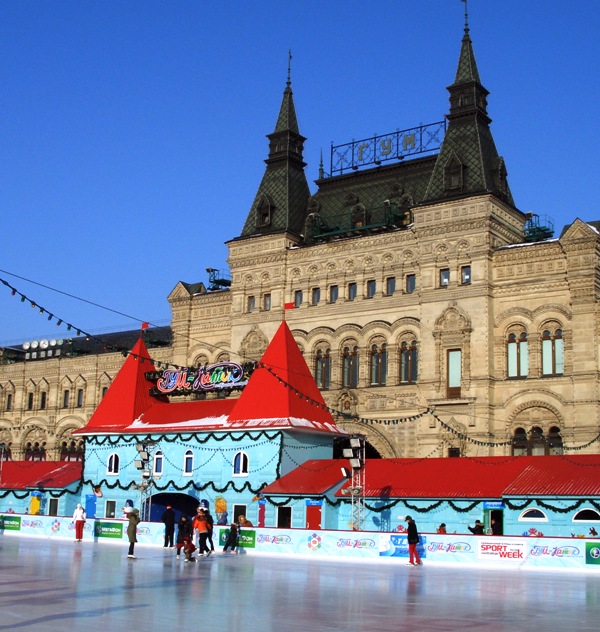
[2,23,599,460]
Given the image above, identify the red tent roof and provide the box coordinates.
[261,455,600,499]
[227,321,343,434]
[261,459,350,495]
[125,399,236,433]
[75,337,167,435]
[77,321,343,437]
[0,461,82,490]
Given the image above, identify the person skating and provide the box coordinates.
[405,515,422,566]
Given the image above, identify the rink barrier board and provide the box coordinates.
[1,514,599,570]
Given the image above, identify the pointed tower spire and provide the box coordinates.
[227,321,339,432]
[78,338,168,434]
[239,55,311,238]
[422,9,514,206]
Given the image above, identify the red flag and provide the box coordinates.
[141,322,149,330]
[284,303,295,310]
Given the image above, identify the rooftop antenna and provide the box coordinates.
[287,49,292,87]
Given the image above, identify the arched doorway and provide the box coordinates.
[146,492,199,522]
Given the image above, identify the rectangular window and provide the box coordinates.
[48,498,59,516]
[105,500,117,519]
[448,447,461,458]
[348,282,357,301]
[63,390,70,408]
[263,293,271,311]
[440,268,450,287]
[507,335,529,378]
[27,393,34,411]
[329,285,338,304]
[40,392,47,410]
[294,289,303,308]
[6,393,13,411]
[461,265,471,285]
[277,506,292,529]
[233,504,247,524]
[247,295,255,313]
[366,279,376,298]
[405,274,416,294]
[311,287,320,306]
[77,389,84,408]
[447,349,462,398]
[385,277,396,296]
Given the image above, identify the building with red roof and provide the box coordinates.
[260,455,600,537]
[74,321,346,523]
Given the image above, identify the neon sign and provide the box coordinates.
[153,361,254,394]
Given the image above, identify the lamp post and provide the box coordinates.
[134,441,157,521]
[342,435,366,531]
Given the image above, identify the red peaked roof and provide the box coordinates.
[125,399,236,433]
[261,455,600,499]
[227,321,342,434]
[261,459,350,495]
[75,337,167,435]
[77,321,343,436]
[0,461,82,490]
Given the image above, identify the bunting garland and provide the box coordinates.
[3,275,600,454]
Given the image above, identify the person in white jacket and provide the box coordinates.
[72,504,86,542]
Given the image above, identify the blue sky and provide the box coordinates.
[1,1,599,346]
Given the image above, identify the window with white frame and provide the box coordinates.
[233,451,249,476]
[507,331,529,378]
[153,450,163,476]
[573,509,600,522]
[183,450,194,476]
[541,327,564,376]
[519,508,548,521]
[107,453,120,475]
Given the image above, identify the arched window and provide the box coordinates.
[153,450,163,476]
[369,344,387,386]
[507,331,528,378]
[60,440,83,461]
[530,426,545,456]
[0,442,12,461]
[400,340,418,384]
[573,509,600,522]
[233,451,249,476]
[107,453,120,475]
[183,450,194,476]
[315,348,331,389]
[548,426,563,455]
[512,426,562,456]
[25,442,46,462]
[342,346,359,388]
[512,428,528,456]
[541,328,564,376]
[519,508,548,521]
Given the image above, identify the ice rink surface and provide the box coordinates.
[1,536,599,631]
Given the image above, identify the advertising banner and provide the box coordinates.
[424,536,476,564]
[94,521,123,539]
[0,515,21,531]
[478,539,526,563]
[585,541,600,566]
[379,533,427,560]
[218,527,256,549]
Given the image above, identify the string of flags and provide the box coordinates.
[3,276,600,453]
